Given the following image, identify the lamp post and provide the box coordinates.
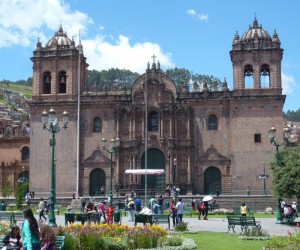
[258,164,268,196]
[268,126,290,224]
[173,158,177,200]
[22,166,25,182]
[102,137,120,204]
[42,108,69,227]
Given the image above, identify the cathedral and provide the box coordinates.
[28,18,285,197]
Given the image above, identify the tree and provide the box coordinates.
[284,108,300,121]
[270,143,300,201]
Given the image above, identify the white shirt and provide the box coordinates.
[176,201,184,214]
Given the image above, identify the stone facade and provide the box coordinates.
[28,19,285,197]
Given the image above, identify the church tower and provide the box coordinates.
[31,25,88,101]
[230,17,283,94]
[29,26,87,197]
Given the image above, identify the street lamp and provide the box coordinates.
[42,108,69,227]
[22,166,25,182]
[258,164,268,196]
[173,158,177,200]
[268,126,290,224]
[102,137,120,204]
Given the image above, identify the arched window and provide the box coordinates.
[58,71,67,93]
[244,65,254,88]
[148,112,159,131]
[260,64,270,88]
[93,117,102,132]
[21,146,30,160]
[208,115,218,130]
[43,72,51,94]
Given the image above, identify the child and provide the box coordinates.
[107,203,114,224]
[40,224,57,250]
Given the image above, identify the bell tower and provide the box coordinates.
[230,18,283,94]
[31,26,88,101]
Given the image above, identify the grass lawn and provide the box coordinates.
[184,232,268,250]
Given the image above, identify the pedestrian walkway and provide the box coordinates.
[52,214,299,236]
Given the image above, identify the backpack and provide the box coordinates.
[201,202,205,210]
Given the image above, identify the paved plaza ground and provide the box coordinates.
[50,214,299,236]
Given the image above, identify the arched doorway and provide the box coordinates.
[18,171,29,183]
[141,148,165,191]
[90,168,106,196]
[204,167,221,195]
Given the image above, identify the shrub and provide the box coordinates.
[239,226,271,241]
[174,222,188,232]
[61,223,167,250]
[265,223,300,249]
[165,234,183,246]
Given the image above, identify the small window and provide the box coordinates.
[149,112,159,131]
[93,117,102,132]
[208,115,218,130]
[254,134,261,143]
[22,146,30,160]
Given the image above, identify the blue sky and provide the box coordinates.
[0,0,299,112]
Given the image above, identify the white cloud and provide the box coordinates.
[187,9,208,21]
[198,14,208,21]
[282,72,297,95]
[0,0,92,47]
[82,35,175,74]
[187,9,197,16]
[0,0,175,74]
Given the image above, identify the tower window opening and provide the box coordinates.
[59,71,67,93]
[260,65,270,88]
[244,65,254,88]
[43,72,51,94]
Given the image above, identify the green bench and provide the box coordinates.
[283,213,297,224]
[0,235,4,249]
[54,205,61,215]
[65,212,89,225]
[152,214,170,229]
[12,212,25,225]
[184,207,193,217]
[0,212,12,222]
[227,215,261,233]
[56,235,65,250]
[134,214,153,226]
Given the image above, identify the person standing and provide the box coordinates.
[38,198,47,221]
[101,186,105,195]
[196,199,203,220]
[240,202,247,216]
[107,204,114,224]
[98,201,107,222]
[22,208,41,250]
[128,198,135,221]
[135,196,142,213]
[202,200,209,220]
[170,199,177,227]
[176,198,184,223]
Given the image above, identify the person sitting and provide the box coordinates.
[2,225,21,250]
[240,202,247,216]
[85,202,94,213]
